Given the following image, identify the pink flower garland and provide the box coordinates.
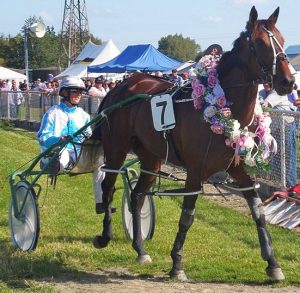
[190,54,277,174]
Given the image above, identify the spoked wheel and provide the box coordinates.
[122,178,155,240]
[9,181,40,252]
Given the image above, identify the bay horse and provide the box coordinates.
[92,6,294,281]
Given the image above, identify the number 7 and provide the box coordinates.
[156,101,167,125]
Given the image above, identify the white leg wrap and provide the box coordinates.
[93,167,105,204]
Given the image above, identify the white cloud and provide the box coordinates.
[202,16,223,23]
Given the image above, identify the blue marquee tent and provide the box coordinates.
[87,44,182,73]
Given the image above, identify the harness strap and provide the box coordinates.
[140,168,185,182]
[174,98,193,103]
[156,189,201,196]
[221,182,260,191]
[100,167,126,174]
[263,27,287,76]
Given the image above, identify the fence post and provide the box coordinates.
[7,93,10,119]
[25,93,30,120]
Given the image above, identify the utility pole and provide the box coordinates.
[58,0,90,68]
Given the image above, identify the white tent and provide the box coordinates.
[0,66,27,83]
[55,40,120,79]
[164,60,196,74]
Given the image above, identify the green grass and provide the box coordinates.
[0,127,300,291]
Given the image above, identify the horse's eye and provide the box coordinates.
[255,39,265,47]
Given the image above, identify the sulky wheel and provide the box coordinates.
[9,181,40,252]
[122,177,155,240]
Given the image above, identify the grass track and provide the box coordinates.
[0,125,300,291]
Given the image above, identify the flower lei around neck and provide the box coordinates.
[190,54,277,175]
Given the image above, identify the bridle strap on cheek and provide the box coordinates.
[263,26,288,76]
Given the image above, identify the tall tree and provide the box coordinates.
[4,34,24,69]
[158,34,201,62]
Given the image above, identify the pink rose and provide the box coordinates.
[193,97,203,109]
[220,107,231,117]
[208,75,218,88]
[211,123,224,134]
[216,96,227,108]
[192,91,200,101]
[193,83,206,98]
[191,78,200,88]
[207,68,218,77]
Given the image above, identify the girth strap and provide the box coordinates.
[164,129,183,164]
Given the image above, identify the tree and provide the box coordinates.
[90,34,102,45]
[158,34,201,62]
[0,15,105,71]
[29,26,61,69]
[4,34,24,69]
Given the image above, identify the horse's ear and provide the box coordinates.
[248,6,258,29]
[268,7,280,25]
[249,6,258,22]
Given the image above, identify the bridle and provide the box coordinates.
[247,26,289,83]
[221,26,289,89]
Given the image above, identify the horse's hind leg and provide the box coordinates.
[169,168,201,281]
[228,166,285,281]
[130,153,161,263]
[93,151,127,249]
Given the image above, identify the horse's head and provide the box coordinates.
[245,6,294,95]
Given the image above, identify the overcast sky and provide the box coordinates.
[1,0,299,53]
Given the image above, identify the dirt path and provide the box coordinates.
[39,267,299,293]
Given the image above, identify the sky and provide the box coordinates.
[1,0,299,54]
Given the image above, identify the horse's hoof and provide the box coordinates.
[92,235,110,249]
[266,267,285,281]
[169,269,188,282]
[136,254,152,264]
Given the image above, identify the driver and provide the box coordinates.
[37,76,112,214]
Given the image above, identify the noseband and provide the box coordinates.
[248,26,288,82]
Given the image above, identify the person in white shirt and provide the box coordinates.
[38,76,113,214]
[33,78,46,92]
[8,80,23,118]
[169,69,184,87]
[88,77,107,98]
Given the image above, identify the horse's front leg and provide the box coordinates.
[169,169,201,281]
[229,166,285,281]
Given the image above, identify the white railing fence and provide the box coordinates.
[1,91,299,189]
[0,91,102,121]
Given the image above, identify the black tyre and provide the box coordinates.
[122,178,155,240]
[9,181,40,252]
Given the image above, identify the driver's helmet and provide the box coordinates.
[59,76,86,96]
